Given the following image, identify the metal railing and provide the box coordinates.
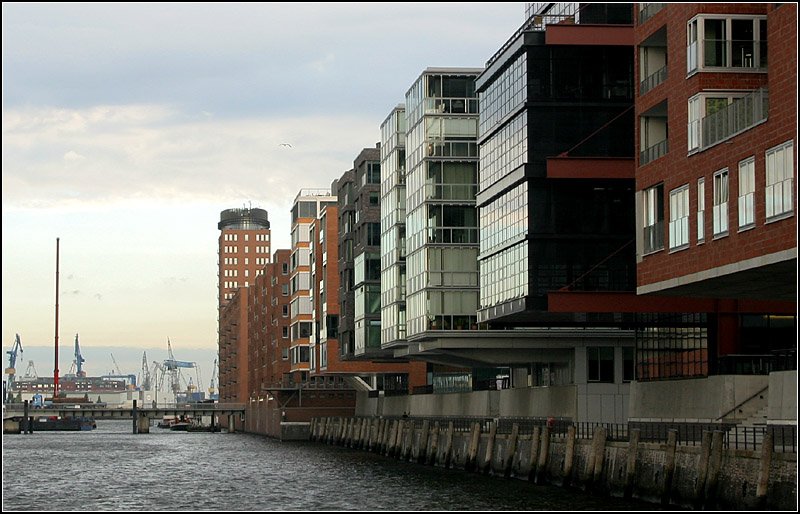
[640,138,668,165]
[640,65,667,95]
[638,3,665,24]
[360,415,797,454]
[701,88,769,150]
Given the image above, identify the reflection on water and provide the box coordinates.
[3,420,669,511]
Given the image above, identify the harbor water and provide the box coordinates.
[3,420,674,511]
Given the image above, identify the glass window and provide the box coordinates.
[697,178,706,243]
[738,157,756,229]
[587,347,614,383]
[765,140,795,219]
[643,184,664,253]
[713,169,729,236]
[669,185,690,249]
[623,347,635,382]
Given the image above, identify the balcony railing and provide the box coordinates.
[701,88,769,150]
[639,64,667,95]
[640,139,668,165]
[638,3,665,24]
[642,220,664,254]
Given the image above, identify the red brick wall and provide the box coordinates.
[635,3,797,290]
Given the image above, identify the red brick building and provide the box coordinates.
[633,3,796,377]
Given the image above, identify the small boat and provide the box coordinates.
[157,416,177,428]
[168,415,192,431]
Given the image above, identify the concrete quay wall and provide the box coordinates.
[309,417,797,511]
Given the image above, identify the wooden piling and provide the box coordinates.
[703,430,725,510]
[624,428,641,499]
[465,422,481,472]
[504,423,519,478]
[535,425,551,484]
[755,431,774,509]
[527,426,541,482]
[563,425,577,487]
[661,429,677,505]
[482,421,497,474]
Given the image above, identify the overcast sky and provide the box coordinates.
[2,2,526,367]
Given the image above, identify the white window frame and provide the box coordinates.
[738,157,756,229]
[697,178,706,243]
[687,15,768,74]
[765,140,795,220]
[669,185,690,250]
[713,168,729,237]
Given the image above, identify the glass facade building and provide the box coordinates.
[380,106,407,349]
[403,68,482,338]
[475,13,637,323]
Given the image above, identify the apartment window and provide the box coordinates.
[713,169,729,236]
[281,284,289,296]
[738,157,756,229]
[643,184,664,254]
[588,347,614,383]
[687,16,767,74]
[282,305,289,317]
[282,327,289,339]
[669,185,690,250]
[697,178,706,243]
[765,140,795,220]
[281,347,289,359]
[282,263,289,275]
[623,347,635,382]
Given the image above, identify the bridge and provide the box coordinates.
[4,401,246,434]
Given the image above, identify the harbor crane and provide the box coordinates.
[74,334,86,377]
[5,334,23,402]
[163,338,197,394]
[67,334,87,377]
[208,358,218,396]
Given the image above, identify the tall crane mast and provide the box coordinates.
[5,334,23,401]
[74,334,86,377]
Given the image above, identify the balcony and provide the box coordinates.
[638,3,665,25]
[640,139,668,166]
[701,89,769,150]
[640,65,667,95]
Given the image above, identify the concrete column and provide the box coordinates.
[703,430,725,509]
[427,422,440,465]
[482,421,497,474]
[442,421,455,469]
[527,426,541,482]
[504,423,520,478]
[755,431,774,508]
[661,429,678,505]
[563,425,577,487]
[228,414,235,433]
[309,417,317,440]
[536,425,551,484]
[338,417,348,445]
[624,428,641,499]
[416,420,430,464]
[465,422,481,472]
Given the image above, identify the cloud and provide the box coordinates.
[3,104,379,209]
[94,293,103,301]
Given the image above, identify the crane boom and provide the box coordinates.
[110,353,122,375]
